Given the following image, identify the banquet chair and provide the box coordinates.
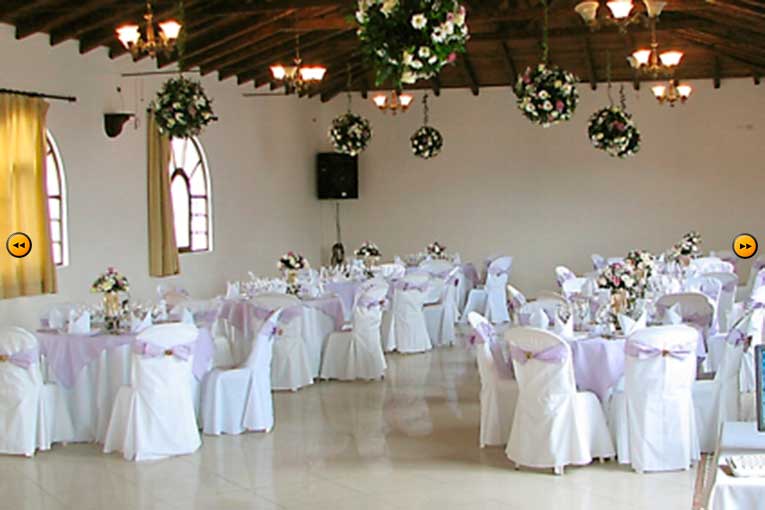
[591,254,606,271]
[321,283,389,381]
[689,257,734,275]
[423,267,461,347]
[374,263,405,281]
[201,310,283,436]
[419,259,453,305]
[703,272,738,332]
[506,284,527,324]
[0,327,73,457]
[462,256,513,324]
[518,296,568,327]
[252,293,313,391]
[504,328,613,474]
[383,273,432,353]
[467,313,518,447]
[156,284,191,309]
[655,292,713,355]
[683,276,723,333]
[608,325,700,472]
[693,327,747,452]
[555,266,576,288]
[103,323,201,461]
[561,277,588,298]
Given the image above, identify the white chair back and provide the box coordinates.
[244,309,283,370]
[376,263,406,280]
[704,272,738,330]
[591,254,606,271]
[561,277,588,298]
[555,266,576,287]
[468,312,513,379]
[485,256,512,323]
[623,325,699,472]
[419,259,453,277]
[0,326,41,393]
[656,292,714,333]
[689,257,734,275]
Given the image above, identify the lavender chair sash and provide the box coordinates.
[133,341,195,361]
[509,343,568,365]
[0,347,40,369]
[624,340,693,360]
[357,296,389,310]
[251,304,303,324]
[394,280,429,293]
[726,329,753,350]
[470,321,514,379]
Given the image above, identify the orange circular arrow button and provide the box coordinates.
[6,232,32,258]
[733,233,757,260]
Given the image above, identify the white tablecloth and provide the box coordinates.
[707,421,765,510]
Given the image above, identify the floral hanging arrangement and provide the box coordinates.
[151,76,215,138]
[588,72,641,158]
[514,1,579,127]
[329,112,372,156]
[410,94,443,159]
[355,0,469,88]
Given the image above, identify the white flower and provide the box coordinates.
[538,90,549,100]
[418,46,431,58]
[432,26,446,43]
[428,55,437,64]
[444,20,454,34]
[410,59,423,69]
[356,11,367,23]
[542,101,553,111]
[380,0,398,16]
[411,13,427,29]
[401,71,417,84]
[402,50,413,66]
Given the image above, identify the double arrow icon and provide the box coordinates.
[13,242,25,249]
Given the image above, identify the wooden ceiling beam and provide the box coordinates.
[432,76,441,96]
[500,41,519,85]
[461,52,480,96]
[196,27,291,72]
[0,0,54,20]
[319,60,366,102]
[14,0,112,40]
[714,55,722,89]
[582,35,597,91]
[675,29,765,71]
[49,3,144,46]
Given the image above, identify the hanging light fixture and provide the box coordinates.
[269,35,327,94]
[575,0,666,33]
[652,80,692,106]
[116,2,182,60]
[371,91,414,115]
[627,19,684,78]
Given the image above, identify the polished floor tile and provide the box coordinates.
[0,344,695,510]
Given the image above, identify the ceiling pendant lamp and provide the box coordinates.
[116,2,182,60]
[575,0,666,33]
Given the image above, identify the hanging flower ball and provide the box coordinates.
[151,76,215,138]
[410,126,443,159]
[355,0,469,88]
[514,63,579,127]
[587,106,641,158]
[329,113,372,156]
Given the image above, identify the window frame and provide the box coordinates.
[168,136,213,254]
[45,131,68,267]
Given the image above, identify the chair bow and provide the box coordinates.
[358,297,388,310]
[509,343,568,365]
[726,329,753,351]
[0,347,39,369]
[395,281,429,292]
[625,341,693,360]
[134,341,194,361]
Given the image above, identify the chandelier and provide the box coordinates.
[652,81,692,107]
[575,0,666,33]
[116,2,182,60]
[270,36,327,94]
[371,91,414,115]
[627,19,684,78]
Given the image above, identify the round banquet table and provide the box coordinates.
[36,327,213,443]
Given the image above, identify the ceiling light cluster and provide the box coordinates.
[269,36,327,94]
[371,91,414,115]
[116,2,181,60]
[575,0,666,33]
[651,81,692,107]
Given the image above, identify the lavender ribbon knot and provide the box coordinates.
[509,343,568,365]
[395,280,429,292]
[133,341,194,361]
[624,340,693,360]
[0,347,39,369]
[726,329,753,351]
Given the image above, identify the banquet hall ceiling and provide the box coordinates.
[1,0,764,100]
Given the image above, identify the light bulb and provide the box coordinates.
[299,66,327,82]
[676,84,692,98]
[659,50,683,67]
[607,0,634,19]
[270,65,286,80]
[651,84,667,99]
[399,94,414,108]
[116,25,140,48]
[631,49,652,66]
[372,95,388,108]
[159,20,182,40]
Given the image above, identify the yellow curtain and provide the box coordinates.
[0,94,56,299]
[147,113,180,277]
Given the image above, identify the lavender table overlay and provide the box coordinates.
[324,281,361,322]
[569,336,627,403]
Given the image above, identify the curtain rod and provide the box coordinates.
[0,87,77,103]
[121,69,201,77]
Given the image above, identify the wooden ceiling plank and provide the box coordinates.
[500,41,519,85]
[461,52,480,96]
[714,55,721,89]
[14,0,111,40]
[583,35,597,90]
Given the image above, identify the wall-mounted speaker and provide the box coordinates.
[317,153,358,200]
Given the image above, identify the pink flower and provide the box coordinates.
[555,100,565,112]
[447,52,457,63]
[447,12,454,21]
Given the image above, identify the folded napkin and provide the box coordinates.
[619,311,647,336]
[553,314,574,339]
[68,311,91,334]
[664,303,683,325]
[180,307,195,325]
[225,282,240,299]
[529,308,549,329]
[131,312,153,333]
[155,300,169,321]
[581,278,597,298]
[48,308,65,330]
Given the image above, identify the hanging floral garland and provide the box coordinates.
[410,94,443,159]
[355,0,469,88]
[514,0,579,127]
[151,76,216,138]
[329,67,373,156]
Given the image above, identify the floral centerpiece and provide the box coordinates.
[666,231,702,266]
[151,76,216,138]
[427,241,447,259]
[624,250,655,299]
[91,267,130,331]
[355,241,382,268]
[515,64,579,127]
[355,0,469,87]
[329,112,372,156]
[278,252,308,295]
[587,106,641,158]
[596,261,636,315]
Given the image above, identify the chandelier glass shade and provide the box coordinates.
[651,81,692,106]
[575,0,666,33]
[371,91,414,115]
[116,2,181,60]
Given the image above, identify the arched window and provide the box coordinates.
[169,137,212,253]
[45,131,67,266]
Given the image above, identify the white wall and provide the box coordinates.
[0,25,325,327]
[318,81,765,295]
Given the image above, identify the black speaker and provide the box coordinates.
[317,153,358,200]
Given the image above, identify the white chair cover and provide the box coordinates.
[655,293,714,356]
[591,254,606,271]
[0,327,72,456]
[424,267,461,347]
[462,256,512,324]
[252,293,313,391]
[157,284,191,309]
[684,276,723,330]
[689,257,734,275]
[555,266,576,288]
[384,273,432,353]
[468,313,518,447]
[561,277,588,298]
[693,330,746,452]
[201,310,283,436]
[321,284,389,381]
[375,263,406,280]
[703,272,738,332]
[608,325,700,472]
[504,328,614,472]
[103,323,201,461]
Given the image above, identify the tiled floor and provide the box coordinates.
[1,346,695,510]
